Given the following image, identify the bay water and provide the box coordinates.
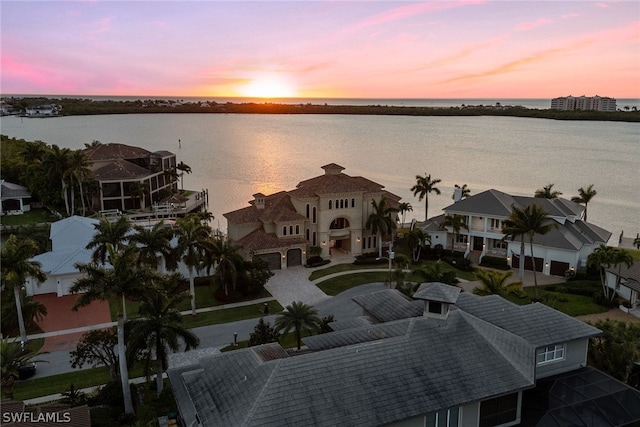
[1,113,638,243]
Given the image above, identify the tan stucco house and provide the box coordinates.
[224,163,401,269]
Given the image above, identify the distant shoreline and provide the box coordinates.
[2,96,639,122]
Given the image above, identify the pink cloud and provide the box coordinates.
[516,18,552,31]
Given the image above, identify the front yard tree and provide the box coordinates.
[275,301,321,351]
[127,273,199,396]
[87,215,132,265]
[70,243,156,415]
[1,339,46,399]
[571,184,597,222]
[588,244,634,303]
[176,214,211,315]
[472,270,524,298]
[43,144,72,215]
[249,318,280,346]
[67,150,92,215]
[0,235,46,343]
[366,196,399,258]
[588,319,640,386]
[71,328,120,380]
[131,221,177,273]
[411,173,441,222]
[441,214,468,255]
[502,204,556,299]
[406,228,429,262]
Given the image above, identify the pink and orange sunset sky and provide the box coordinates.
[1,1,639,99]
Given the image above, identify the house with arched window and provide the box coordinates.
[224,163,401,269]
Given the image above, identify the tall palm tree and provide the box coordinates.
[472,270,524,297]
[126,274,199,396]
[176,215,211,315]
[130,221,176,273]
[452,184,471,200]
[588,245,634,303]
[571,184,597,222]
[67,150,92,215]
[365,196,399,258]
[176,161,192,191]
[43,145,72,215]
[70,243,156,415]
[406,228,429,262]
[411,173,441,222]
[534,183,562,199]
[207,237,243,296]
[441,214,468,254]
[398,202,413,227]
[274,301,321,350]
[129,181,151,211]
[1,235,47,343]
[86,216,132,265]
[1,339,47,399]
[502,204,556,299]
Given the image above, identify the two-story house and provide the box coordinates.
[422,189,611,276]
[168,283,640,426]
[223,163,401,269]
[83,143,177,212]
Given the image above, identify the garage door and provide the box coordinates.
[512,255,544,272]
[287,249,302,267]
[550,261,570,276]
[257,253,281,270]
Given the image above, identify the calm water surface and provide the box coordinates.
[2,114,638,241]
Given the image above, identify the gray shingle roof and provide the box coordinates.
[351,290,423,322]
[413,282,461,303]
[171,313,535,427]
[303,320,410,351]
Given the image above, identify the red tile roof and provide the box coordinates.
[237,228,308,252]
[92,159,154,180]
[83,143,150,161]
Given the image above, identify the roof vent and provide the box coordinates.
[413,282,461,320]
[253,193,266,210]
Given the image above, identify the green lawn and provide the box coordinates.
[504,283,609,317]
[308,263,387,281]
[0,209,57,226]
[180,300,283,329]
[316,271,427,296]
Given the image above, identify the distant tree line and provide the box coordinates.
[2,97,639,122]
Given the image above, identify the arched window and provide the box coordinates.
[283,226,287,236]
[344,199,348,207]
[296,225,300,234]
[351,198,355,208]
[335,199,339,209]
[329,200,332,209]
[340,199,344,209]
[306,228,310,240]
[312,207,317,223]
[289,225,293,235]
[368,236,372,248]
[306,204,310,218]
[312,232,317,246]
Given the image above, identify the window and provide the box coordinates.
[428,301,443,314]
[368,236,372,248]
[282,226,287,236]
[493,239,507,249]
[351,198,355,208]
[306,229,310,241]
[312,232,317,246]
[296,225,300,234]
[373,236,377,248]
[490,218,502,229]
[312,207,317,223]
[537,344,565,365]
[426,407,459,427]
[306,204,310,218]
[329,200,332,209]
[289,225,293,235]
[340,199,344,209]
[479,393,518,427]
[455,234,468,244]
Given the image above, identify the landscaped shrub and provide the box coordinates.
[306,255,330,267]
[353,253,387,266]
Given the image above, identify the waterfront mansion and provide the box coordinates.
[223,163,401,269]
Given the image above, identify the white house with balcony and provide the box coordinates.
[224,163,401,269]
[422,189,611,276]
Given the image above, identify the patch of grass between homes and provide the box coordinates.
[504,284,609,317]
[316,271,426,296]
[180,301,283,329]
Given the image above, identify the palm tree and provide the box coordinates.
[571,184,597,221]
[176,161,192,191]
[176,215,211,315]
[43,145,72,215]
[634,234,640,250]
[398,202,413,227]
[130,221,176,273]
[365,196,399,258]
[1,235,47,343]
[274,301,321,350]
[207,237,243,296]
[70,243,156,415]
[441,214,468,254]
[129,181,151,211]
[411,173,441,222]
[86,216,132,265]
[472,269,524,297]
[534,183,562,199]
[406,228,429,262]
[126,274,199,396]
[67,150,92,215]
[588,245,634,303]
[502,204,556,299]
[452,184,471,200]
[1,339,47,399]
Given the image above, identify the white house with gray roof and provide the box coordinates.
[168,283,640,427]
[422,189,611,276]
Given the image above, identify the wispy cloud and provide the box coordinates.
[515,18,552,31]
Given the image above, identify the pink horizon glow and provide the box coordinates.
[1,1,638,98]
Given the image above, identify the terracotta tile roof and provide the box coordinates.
[92,159,153,180]
[291,173,386,198]
[224,192,306,225]
[236,228,307,252]
[83,142,150,161]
